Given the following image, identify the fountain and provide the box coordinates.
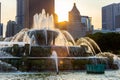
[51,51,59,74]
[0,9,119,73]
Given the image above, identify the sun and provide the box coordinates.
[55,0,74,22]
[56,13,68,22]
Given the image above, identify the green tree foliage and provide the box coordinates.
[86,32,120,54]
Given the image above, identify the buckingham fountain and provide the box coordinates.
[0,9,120,76]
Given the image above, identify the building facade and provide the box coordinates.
[115,3,120,29]
[67,3,87,40]
[0,23,3,37]
[16,0,55,29]
[102,3,120,31]
[0,2,1,23]
[81,16,93,32]
[6,20,18,37]
[16,0,24,28]
[0,3,2,37]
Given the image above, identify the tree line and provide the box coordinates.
[86,32,120,54]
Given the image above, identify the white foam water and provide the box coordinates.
[51,51,59,74]
[0,70,120,80]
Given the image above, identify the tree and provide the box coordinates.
[86,32,120,54]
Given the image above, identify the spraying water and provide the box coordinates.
[51,51,59,74]
[113,55,120,69]
[33,9,55,30]
[76,37,96,55]
[85,37,102,53]
[44,28,47,45]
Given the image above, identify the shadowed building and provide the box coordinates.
[0,2,1,23]
[0,23,3,37]
[67,3,87,40]
[16,0,55,29]
[0,3,3,37]
[6,20,18,37]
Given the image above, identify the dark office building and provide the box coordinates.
[0,2,1,23]
[16,0,24,28]
[102,3,120,31]
[0,23,3,36]
[115,15,120,29]
[16,0,55,29]
[6,20,18,37]
[0,3,2,37]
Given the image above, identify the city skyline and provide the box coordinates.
[0,0,120,30]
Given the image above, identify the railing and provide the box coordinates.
[0,56,108,60]
[0,42,27,46]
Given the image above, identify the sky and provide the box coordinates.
[0,0,120,31]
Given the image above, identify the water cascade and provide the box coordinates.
[77,38,96,55]
[51,51,59,74]
[62,31,75,46]
[85,37,102,53]
[33,9,54,30]
[44,28,47,45]
[0,51,17,72]
[96,52,120,69]
[113,56,120,69]
[76,37,102,55]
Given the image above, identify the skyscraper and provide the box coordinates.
[0,23,3,37]
[16,0,24,27]
[16,0,55,29]
[0,2,1,23]
[115,3,120,29]
[0,3,2,37]
[6,20,18,37]
[67,3,87,39]
[102,3,120,31]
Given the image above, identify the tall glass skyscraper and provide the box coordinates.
[0,2,1,23]
[0,3,3,37]
[102,3,120,31]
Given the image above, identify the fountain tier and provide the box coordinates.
[0,9,117,72]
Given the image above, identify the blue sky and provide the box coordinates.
[0,0,120,30]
